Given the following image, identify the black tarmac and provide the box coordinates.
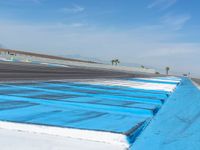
[0,61,160,81]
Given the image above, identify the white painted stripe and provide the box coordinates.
[0,121,129,148]
[191,80,200,90]
[0,128,125,150]
[40,62,70,68]
[167,76,182,80]
[135,78,180,83]
[0,57,12,62]
[81,79,177,92]
[155,76,182,81]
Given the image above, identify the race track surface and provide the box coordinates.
[0,61,159,81]
[192,78,200,86]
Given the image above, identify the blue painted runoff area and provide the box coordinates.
[0,77,180,146]
[132,78,200,150]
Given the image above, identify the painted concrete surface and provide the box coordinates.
[80,79,177,92]
[132,78,200,150]
[0,128,124,150]
[0,77,181,149]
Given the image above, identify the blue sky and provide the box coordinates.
[0,0,200,77]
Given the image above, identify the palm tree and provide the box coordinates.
[111,59,120,66]
[165,66,170,75]
[111,60,115,65]
[115,59,120,66]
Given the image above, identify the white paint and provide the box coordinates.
[191,80,200,90]
[135,78,181,83]
[165,76,182,81]
[0,57,12,62]
[40,62,70,67]
[0,121,129,148]
[0,128,124,150]
[82,79,177,92]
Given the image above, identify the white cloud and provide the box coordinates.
[61,5,85,13]
[148,0,177,10]
[161,13,191,30]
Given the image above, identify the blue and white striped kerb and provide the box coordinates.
[0,76,181,149]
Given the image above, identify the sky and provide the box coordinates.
[0,0,200,77]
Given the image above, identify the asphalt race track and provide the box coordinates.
[192,78,200,86]
[0,61,159,81]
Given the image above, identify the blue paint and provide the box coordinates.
[127,119,151,145]
[0,78,181,147]
[0,83,166,105]
[39,82,169,99]
[0,100,38,110]
[132,78,200,150]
